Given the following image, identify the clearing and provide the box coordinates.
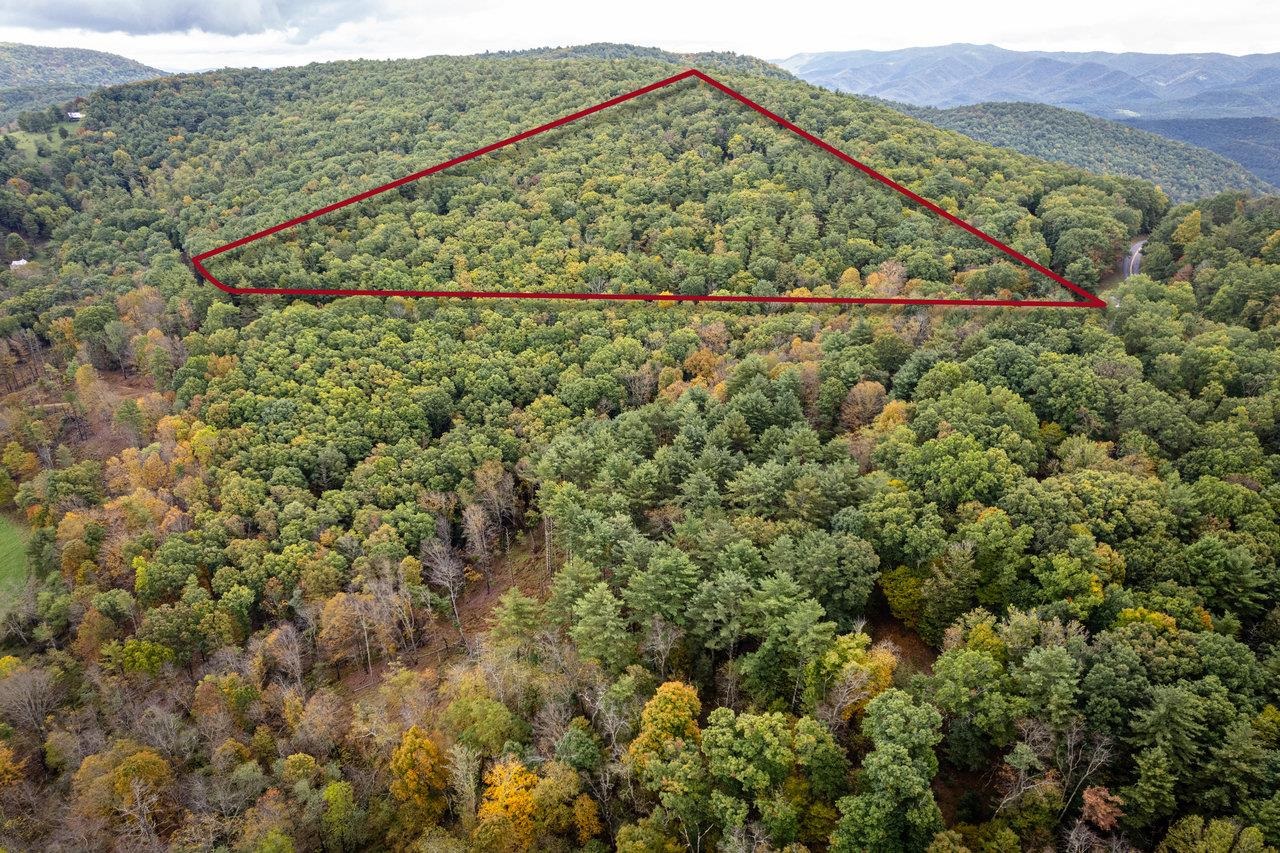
[0,514,28,618]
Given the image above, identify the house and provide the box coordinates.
[66,112,83,121]
[9,259,28,269]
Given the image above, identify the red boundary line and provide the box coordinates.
[191,68,1104,309]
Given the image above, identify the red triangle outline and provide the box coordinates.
[191,68,1104,308]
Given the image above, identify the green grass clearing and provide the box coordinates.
[5,121,77,159]
[0,515,29,618]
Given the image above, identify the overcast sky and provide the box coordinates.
[1,0,1276,72]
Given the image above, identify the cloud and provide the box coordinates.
[0,0,374,37]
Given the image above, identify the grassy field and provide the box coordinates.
[5,121,77,159]
[0,515,28,618]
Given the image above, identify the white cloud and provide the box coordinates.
[0,0,1275,73]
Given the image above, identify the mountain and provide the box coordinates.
[777,44,1280,119]
[1122,116,1280,188]
[895,100,1276,201]
[0,42,163,124]
[98,51,1153,300]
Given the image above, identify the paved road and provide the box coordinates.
[1123,238,1147,278]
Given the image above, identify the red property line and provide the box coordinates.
[191,68,1104,309]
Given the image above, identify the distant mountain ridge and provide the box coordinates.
[778,44,1280,120]
[486,43,794,79]
[0,42,163,125]
[1121,117,1280,187]
[895,100,1276,201]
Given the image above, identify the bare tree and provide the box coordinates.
[264,622,305,688]
[446,743,482,832]
[642,616,682,678]
[997,716,1112,820]
[134,706,198,765]
[422,538,468,650]
[1,582,38,645]
[365,577,418,657]
[113,779,164,853]
[813,666,872,733]
[462,502,496,591]
[1057,719,1114,820]
[532,693,573,757]
[474,459,521,552]
[623,363,659,407]
[0,667,61,735]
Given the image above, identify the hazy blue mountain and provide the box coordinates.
[778,44,1280,119]
[896,100,1275,201]
[0,42,163,124]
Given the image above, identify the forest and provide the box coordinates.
[1121,118,1280,191]
[0,42,161,126]
[896,101,1276,203]
[0,46,1276,852]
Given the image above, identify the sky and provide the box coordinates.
[0,0,1276,72]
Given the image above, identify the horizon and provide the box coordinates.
[1,0,1276,73]
[8,39,1280,77]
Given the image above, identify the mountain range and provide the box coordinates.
[778,44,1280,120]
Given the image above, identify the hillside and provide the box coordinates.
[896,100,1276,201]
[0,47,1276,852]
[77,55,1153,305]
[778,43,1280,119]
[0,41,162,124]
[1123,116,1280,188]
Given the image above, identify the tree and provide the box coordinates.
[831,744,944,853]
[931,647,1025,768]
[447,743,483,832]
[627,681,715,850]
[569,582,634,673]
[321,781,366,852]
[3,232,27,261]
[1171,209,1203,251]
[1122,747,1177,831]
[1158,815,1273,853]
[389,726,448,841]
[832,692,944,853]
[474,757,539,852]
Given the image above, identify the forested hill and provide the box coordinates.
[77,53,1159,303]
[0,42,162,124]
[1122,116,1280,189]
[0,48,1278,852]
[485,42,794,79]
[896,100,1276,202]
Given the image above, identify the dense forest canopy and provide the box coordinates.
[0,45,1276,853]
[0,42,163,126]
[896,100,1276,203]
[76,56,1156,300]
[1121,117,1280,190]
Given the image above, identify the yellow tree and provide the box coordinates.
[0,741,26,789]
[474,757,538,852]
[388,725,448,842]
[627,681,702,774]
[1172,209,1202,251]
